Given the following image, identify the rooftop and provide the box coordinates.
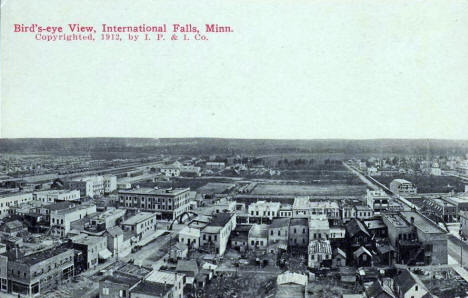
[293,197,310,209]
[249,224,269,238]
[131,281,171,296]
[146,270,180,285]
[13,245,72,266]
[290,218,308,226]
[209,213,234,227]
[308,218,330,230]
[382,213,409,228]
[270,218,291,229]
[119,187,190,196]
[400,211,446,234]
[122,212,156,226]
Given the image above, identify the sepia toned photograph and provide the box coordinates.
[1,0,468,297]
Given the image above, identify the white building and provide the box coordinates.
[308,240,332,269]
[179,226,201,248]
[0,192,33,218]
[390,179,417,195]
[200,213,236,256]
[33,189,80,203]
[248,224,269,250]
[365,189,389,215]
[121,212,157,240]
[160,166,181,177]
[248,201,281,219]
[67,176,105,198]
[50,203,97,236]
[103,175,117,193]
[309,217,330,241]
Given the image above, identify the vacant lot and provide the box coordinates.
[251,183,366,196]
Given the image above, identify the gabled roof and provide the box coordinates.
[353,246,372,259]
[346,219,370,238]
[365,281,394,298]
[395,270,428,295]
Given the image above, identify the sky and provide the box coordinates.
[1,0,467,139]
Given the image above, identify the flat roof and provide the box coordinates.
[308,218,329,229]
[15,246,72,266]
[119,187,190,196]
[383,213,409,228]
[122,212,156,225]
[400,211,445,234]
[209,213,233,227]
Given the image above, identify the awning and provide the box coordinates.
[98,249,112,260]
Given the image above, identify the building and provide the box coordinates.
[33,189,80,203]
[354,205,374,220]
[200,213,236,256]
[71,234,110,270]
[67,176,105,198]
[345,219,371,248]
[88,208,127,231]
[205,162,225,170]
[7,246,74,297]
[121,212,157,240]
[390,179,417,195]
[292,197,310,218]
[383,212,448,265]
[441,195,468,216]
[308,240,332,269]
[248,224,269,250]
[308,217,330,241]
[309,201,340,219]
[399,211,448,265]
[106,226,127,258]
[268,218,290,244]
[365,189,389,215]
[353,246,373,267]
[103,175,117,194]
[118,188,191,220]
[394,269,429,298]
[423,198,456,222]
[289,218,308,247]
[0,192,33,219]
[145,270,185,298]
[50,203,97,237]
[160,166,180,177]
[179,226,201,249]
[248,200,280,221]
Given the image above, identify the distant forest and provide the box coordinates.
[0,138,467,158]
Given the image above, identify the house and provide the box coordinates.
[390,179,417,195]
[289,218,309,247]
[179,226,201,249]
[332,248,346,268]
[276,271,308,298]
[394,269,429,298]
[175,259,198,285]
[230,225,250,252]
[70,234,110,271]
[121,212,157,241]
[308,217,330,241]
[248,224,269,250]
[363,219,387,238]
[268,218,290,244]
[353,246,373,267]
[169,242,188,261]
[308,240,332,269]
[354,205,374,220]
[106,226,129,258]
[6,246,74,297]
[199,213,236,256]
[345,219,371,248]
[365,281,395,298]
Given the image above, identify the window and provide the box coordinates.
[415,285,418,291]
[270,230,273,236]
[103,288,109,295]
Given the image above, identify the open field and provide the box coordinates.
[251,183,367,196]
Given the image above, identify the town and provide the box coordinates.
[1,139,468,297]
